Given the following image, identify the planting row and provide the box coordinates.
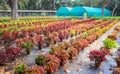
[0,19,97,46]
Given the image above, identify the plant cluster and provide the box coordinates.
[89,50,106,61]
[103,38,117,49]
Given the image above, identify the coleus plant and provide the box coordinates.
[35,54,46,66]
[14,63,26,73]
[58,30,66,41]
[67,46,78,60]
[25,65,45,74]
[43,54,60,73]
[49,48,70,66]
[70,29,76,37]
[0,50,8,65]
[21,40,34,54]
[103,38,117,49]
[21,40,34,51]
[89,50,106,61]
[6,46,22,59]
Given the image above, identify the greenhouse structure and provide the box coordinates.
[56,6,111,17]
[56,7,72,16]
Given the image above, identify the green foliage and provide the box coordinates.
[48,49,54,54]
[80,32,87,38]
[70,29,75,35]
[21,40,34,50]
[35,55,46,66]
[103,38,117,49]
[14,63,26,73]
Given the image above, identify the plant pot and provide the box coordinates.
[71,35,74,37]
[95,60,102,68]
[47,71,52,74]
[26,50,30,54]
[38,44,42,50]
[116,60,120,67]
[60,60,66,66]
[15,72,25,74]
[69,54,73,60]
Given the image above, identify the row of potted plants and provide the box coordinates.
[0,19,96,46]
[0,40,34,65]
[15,19,101,48]
[89,23,120,69]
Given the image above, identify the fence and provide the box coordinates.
[0,10,56,17]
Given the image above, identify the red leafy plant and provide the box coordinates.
[43,54,60,73]
[25,65,45,74]
[35,53,60,73]
[6,46,22,60]
[0,50,8,65]
[89,50,106,68]
[49,48,70,66]
[67,46,78,60]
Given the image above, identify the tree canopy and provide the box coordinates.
[0,0,120,19]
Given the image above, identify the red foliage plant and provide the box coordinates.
[6,46,22,59]
[43,54,60,72]
[0,50,8,65]
[89,50,106,61]
[25,65,45,74]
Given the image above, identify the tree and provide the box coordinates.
[112,0,120,16]
[5,0,18,20]
[0,0,9,10]
[101,0,110,17]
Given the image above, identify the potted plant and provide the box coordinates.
[89,50,106,68]
[101,38,117,55]
[108,34,117,40]
[116,54,120,67]
[112,68,120,74]
[45,37,51,46]
[43,54,60,74]
[6,46,22,60]
[49,48,70,66]
[14,63,26,74]
[0,50,8,66]
[21,40,34,54]
[67,46,78,60]
[38,36,44,50]
[70,29,76,37]
[35,54,46,66]
[25,65,45,74]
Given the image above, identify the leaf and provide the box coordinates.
[77,69,82,72]
[64,68,71,73]
[98,71,103,74]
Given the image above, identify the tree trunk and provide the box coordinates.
[88,0,91,7]
[102,6,105,17]
[11,0,18,20]
[112,7,116,16]
[112,0,120,16]
[102,0,105,17]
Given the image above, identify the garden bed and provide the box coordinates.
[1,20,117,74]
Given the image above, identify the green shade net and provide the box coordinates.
[56,7,72,16]
[56,6,111,17]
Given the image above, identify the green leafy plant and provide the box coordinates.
[70,29,76,36]
[21,40,34,50]
[103,38,117,49]
[14,63,26,73]
[35,54,46,66]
